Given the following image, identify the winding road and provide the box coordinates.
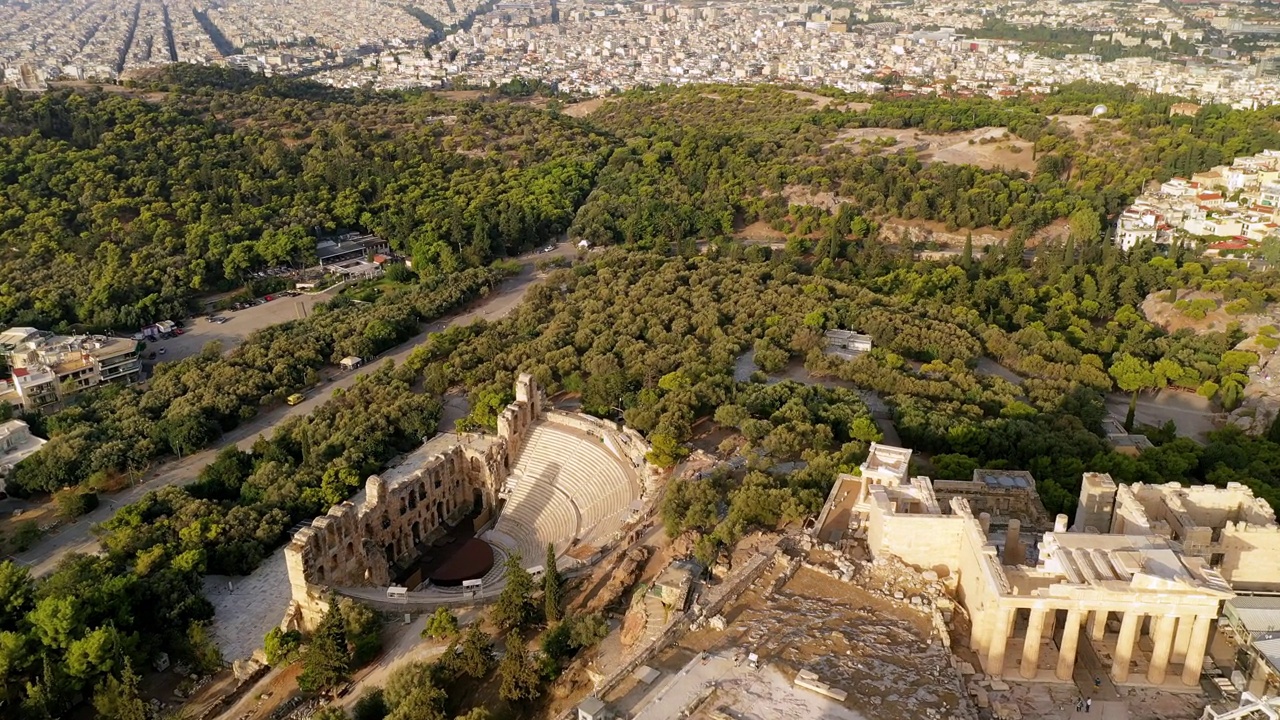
[10,245,574,577]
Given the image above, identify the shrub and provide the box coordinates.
[421,607,459,639]
[264,627,302,666]
[54,489,99,519]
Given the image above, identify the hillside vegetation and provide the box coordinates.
[1,71,1280,719]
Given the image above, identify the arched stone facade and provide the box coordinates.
[283,374,542,631]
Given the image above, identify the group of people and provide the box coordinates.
[1074,677,1103,714]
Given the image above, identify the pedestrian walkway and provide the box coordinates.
[1067,700,1128,720]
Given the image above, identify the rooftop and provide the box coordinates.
[1035,532,1234,596]
[862,442,913,477]
[973,469,1035,490]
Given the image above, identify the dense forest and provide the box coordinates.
[2,69,1280,719]
[0,72,607,329]
[4,75,1280,330]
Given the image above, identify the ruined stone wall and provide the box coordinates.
[866,484,965,576]
[1072,472,1116,533]
[1119,482,1279,563]
[284,374,544,631]
[1219,522,1280,591]
[948,499,1014,660]
[932,479,1050,530]
[1177,482,1276,528]
[1112,484,1156,536]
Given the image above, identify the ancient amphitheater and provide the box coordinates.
[283,375,656,630]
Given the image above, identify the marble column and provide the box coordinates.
[988,607,1012,679]
[1181,615,1215,686]
[1022,608,1047,679]
[1056,609,1084,681]
[1171,615,1195,665]
[1090,610,1109,642]
[1004,519,1025,565]
[1148,614,1178,684]
[1112,611,1141,683]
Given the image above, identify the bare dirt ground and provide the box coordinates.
[1141,290,1280,437]
[159,287,341,364]
[214,664,302,720]
[828,126,1037,173]
[1049,114,1098,139]
[563,97,609,117]
[675,567,962,720]
[781,89,871,112]
[433,89,487,101]
[1141,290,1277,336]
[733,219,788,245]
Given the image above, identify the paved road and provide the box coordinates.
[12,246,573,577]
[1104,390,1222,443]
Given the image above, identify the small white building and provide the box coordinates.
[340,356,364,371]
[0,419,46,496]
[860,442,912,488]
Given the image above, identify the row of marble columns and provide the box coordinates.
[982,606,1213,687]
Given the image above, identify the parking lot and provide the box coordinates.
[152,287,342,364]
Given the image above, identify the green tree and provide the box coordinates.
[340,599,383,666]
[543,544,563,623]
[1068,207,1102,245]
[421,607,459,640]
[12,521,41,552]
[1260,236,1280,268]
[352,689,388,720]
[1109,352,1155,430]
[646,433,688,468]
[491,556,536,632]
[455,624,495,678]
[383,661,447,720]
[568,613,610,649]
[264,627,302,666]
[0,561,35,628]
[498,639,542,703]
[91,661,147,720]
[299,603,350,694]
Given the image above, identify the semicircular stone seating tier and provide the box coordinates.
[487,423,641,568]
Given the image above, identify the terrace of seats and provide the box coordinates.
[487,423,641,567]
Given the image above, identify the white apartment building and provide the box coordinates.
[0,327,143,411]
